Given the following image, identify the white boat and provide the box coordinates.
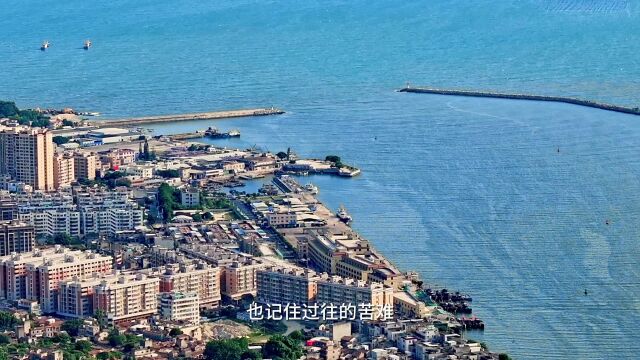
[337,205,352,224]
[40,41,50,51]
[304,183,319,195]
[83,40,92,50]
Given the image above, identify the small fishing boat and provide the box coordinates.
[40,41,50,51]
[83,40,92,50]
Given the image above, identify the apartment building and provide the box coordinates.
[0,197,17,220]
[57,275,106,318]
[158,261,221,309]
[73,152,97,180]
[94,273,159,323]
[0,246,112,312]
[26,250,113,313]
[222,260,264,301]
[316,276,394,317]
[0,127,54,191]
[0,220,35,256]
[180,188,200,207]
[10,188,143,238]
[53,152,75,189]
[159,292,200,325]
[256,267,319,305]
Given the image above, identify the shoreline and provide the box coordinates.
[398,86,640,116]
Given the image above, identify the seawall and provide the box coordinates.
[89,107,285,127]
[398,87,640,116]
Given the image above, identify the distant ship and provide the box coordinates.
[83,40,92,50]
[337,205,352,224]
[40,41,50,51]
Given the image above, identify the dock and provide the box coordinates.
[89,107,285,127]
[167,132,206,141]
[399,86,640,116]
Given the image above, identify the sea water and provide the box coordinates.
[1,1,639,358]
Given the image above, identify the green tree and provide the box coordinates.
[498,354,511,360]
[192,213,203,222]
[156,169,180,178]
[241,350,262,360]
[0,347,8,360]
[75,340,93,353]
[108,329,126,347]
[276,151,288,160]
[0,333,10,344]
[288,330,305,342]
[62,119,76,127]
[0,311,21,331]
[204,338,249,360]
[325,155,341,163]
[52,332,71,344]
[169,328,183,336]
[53,136,70,145]
[61,318,84,336]
[262,335,304,360]
[0,101,19,118]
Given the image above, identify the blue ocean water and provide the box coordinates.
[2,1,640,358]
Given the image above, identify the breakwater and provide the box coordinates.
[89,107,284,127]
[398,87,640,116]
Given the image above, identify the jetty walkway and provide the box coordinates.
[399,87,640,116]
[89,107,284,127]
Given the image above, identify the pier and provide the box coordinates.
[89,107,285,127]
[399,86,640,116]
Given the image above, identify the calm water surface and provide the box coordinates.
[2,1,639,358]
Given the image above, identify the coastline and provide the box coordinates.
[398,86,640,116]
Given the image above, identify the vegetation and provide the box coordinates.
[204,338,259,360]
[0,310,22,331]
[169,328,183,336]
[325,155,341,163]
[158,183,182,221]
[78,171,131,189]
[108,328,143,352]
[262,334,304,360]
[498,354,512,360]
[0,334,10,344]
[276,151,288,160]
[0,101,52,127]
[53,135,71,145]
[46,233,83,247]
[97,351,123,360]
[187,143,211,152]
[62,119,76,127]
[61,318,85,337]
[156,169,180,178]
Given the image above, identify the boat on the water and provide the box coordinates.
[304,183,319,195]
[205,127,241,139]
[83,40,92,50]
[40,41,50,51]
[337,205,352,224]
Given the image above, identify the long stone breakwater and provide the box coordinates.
[398,87,640,116]
[90,107,284,127]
